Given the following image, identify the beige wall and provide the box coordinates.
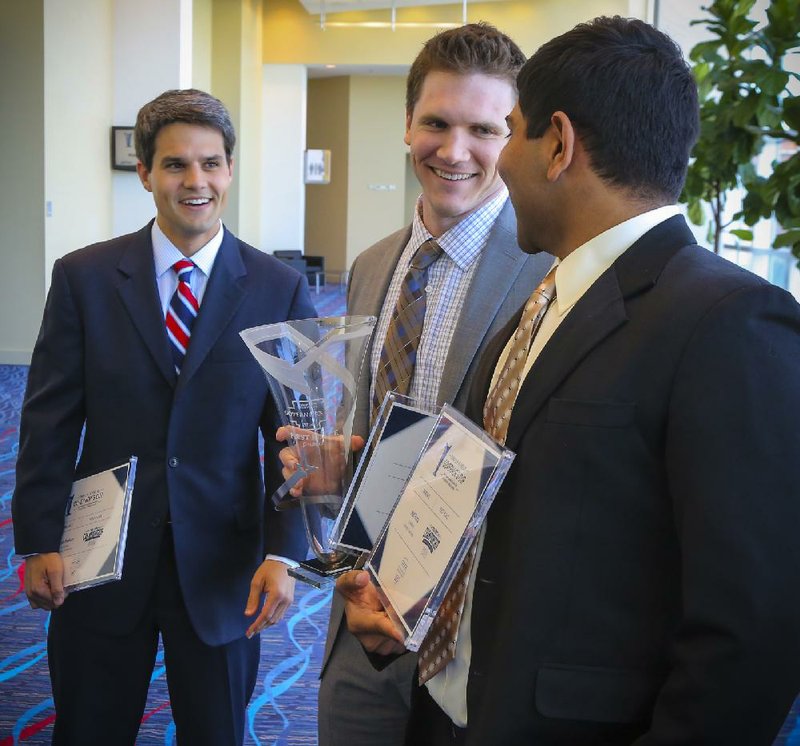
[346,76,407,267]
[0,1,46,363]
[305,77,350,274]
[264,0,631,65]
[404,154,422,221]
[306,76,407,274]
[193,0,213,91]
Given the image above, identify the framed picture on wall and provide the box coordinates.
[111,126,137,171]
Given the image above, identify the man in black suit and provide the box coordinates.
[12,89,315,745]
[338,16,800,745]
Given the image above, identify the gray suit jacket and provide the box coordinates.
[323,199,552,669]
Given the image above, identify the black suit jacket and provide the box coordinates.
[457,216,800,745]
[13,223,316,646]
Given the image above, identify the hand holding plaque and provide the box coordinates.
[364,405,514,651]
[240,316,375,586]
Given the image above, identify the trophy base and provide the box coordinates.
[289,555,360,589]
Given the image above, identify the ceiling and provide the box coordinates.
[307,63,409,78]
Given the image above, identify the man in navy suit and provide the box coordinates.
[338,16,800,745]
[12,89,315,745]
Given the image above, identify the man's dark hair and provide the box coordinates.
[134,88,236,170]
[406,22,526,113]
[517,16,699,203]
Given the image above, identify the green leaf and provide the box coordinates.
[690,40,725,63]
[773,229,800,249]
[784,96,800,132]
[730,228,753,241]
[731,94,760,126]
[759,69,790,95]
[688,199,706,226]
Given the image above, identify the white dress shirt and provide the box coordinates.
[370,188,509,415]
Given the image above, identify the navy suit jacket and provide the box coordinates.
[13,223,316,646]
[457,216,800,745]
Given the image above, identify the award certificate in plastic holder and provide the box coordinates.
[332,392,437,556]
[365,405,514,651]
[59,457,137,592]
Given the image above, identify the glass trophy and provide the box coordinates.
[365,404,515,650]
[240,316,375,587]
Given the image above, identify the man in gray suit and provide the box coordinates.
[317,23,552,746]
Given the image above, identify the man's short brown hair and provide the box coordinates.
[406,22,526,114]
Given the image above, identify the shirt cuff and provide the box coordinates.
[265,553,299,568]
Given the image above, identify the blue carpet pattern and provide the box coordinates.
[1,280,799,744]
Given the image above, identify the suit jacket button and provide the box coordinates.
[151,516,162,527]
[168,456,179,468]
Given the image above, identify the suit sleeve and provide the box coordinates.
[12,259,86,555]
[637,283,800,745]
[260,272,317,561]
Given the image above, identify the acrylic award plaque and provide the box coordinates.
[240,316,375,588]
[331,392,437,557]
[59,457,137,592]
[365,405,514,651]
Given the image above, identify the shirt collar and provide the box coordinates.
[553,205,680,316]
[151,219,224,279]
[409,186,509,271]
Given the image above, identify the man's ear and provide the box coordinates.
[546,111,576,182]
[136,161,152,192]
[404,110,413,147]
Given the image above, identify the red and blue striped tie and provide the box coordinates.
[166,259,200,375]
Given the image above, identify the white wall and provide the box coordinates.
[261,64,307,252]
[111,0,187,239]
[44,0,114,284]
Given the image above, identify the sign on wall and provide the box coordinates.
[304,149,331,184]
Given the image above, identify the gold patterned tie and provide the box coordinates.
[483,266,557,443]
[372,239,443,419]
[417,266,557,686]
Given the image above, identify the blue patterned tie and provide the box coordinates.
[372,239,443,417]
[166,259,199,375]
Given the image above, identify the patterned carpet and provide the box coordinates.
[1,279,799,744]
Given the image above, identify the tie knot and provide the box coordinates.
[173,259,195,282]
[535,265,557,303]
[410,239,443,271]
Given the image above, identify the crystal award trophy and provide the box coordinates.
[240,316,375,587]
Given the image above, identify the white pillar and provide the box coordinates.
[261,64,307,253]
[111,0,191,238]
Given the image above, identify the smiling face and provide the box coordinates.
[405,71,516,236]
[137,122,233,256]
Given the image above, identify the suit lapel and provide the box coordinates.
[438,201,528,407]
[503,269,628,451]
[177,228,247,390]
[503,215,697,453]
[116,223,176,386]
